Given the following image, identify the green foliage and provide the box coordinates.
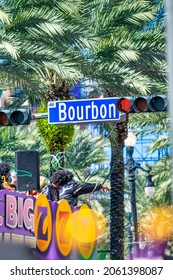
[36,103,74,152]
[64,126,110,184]
[0,0,97,108]
[151,156,172,205]
[87,0,165,94]
[129,112,169,136]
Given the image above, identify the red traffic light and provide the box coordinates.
[116,98,131,113]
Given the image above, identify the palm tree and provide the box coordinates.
[105,120,128,259]
[87,0,166,259]
[0,0,96,103]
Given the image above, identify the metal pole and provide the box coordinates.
[127,217,133,260]
[31,113,48,119]
[127,146,140,259]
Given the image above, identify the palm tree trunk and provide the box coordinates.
[109,120,128,260]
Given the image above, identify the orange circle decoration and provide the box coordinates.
[56,199,73,256]
[139,206,173,241]
[76,204,96,259]
[34,194,52,252]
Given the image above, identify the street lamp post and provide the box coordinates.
[125,197,133,260]
[124,131,155,259]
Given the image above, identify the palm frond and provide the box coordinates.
[148,134,170,152]
[0,7,11,24]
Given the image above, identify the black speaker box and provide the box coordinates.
[15,150,40,191]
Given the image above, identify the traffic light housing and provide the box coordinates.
[0,108,31,126]
[116,96,167,113]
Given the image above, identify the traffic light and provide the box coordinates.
[0,108,31,126]
[116,96,167,113]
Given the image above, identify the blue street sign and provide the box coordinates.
[48,98,120,124]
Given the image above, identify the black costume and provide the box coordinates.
[58,180,102,206]
[41,184,59,202]
[41,169,103,206]
[41,180,102,206]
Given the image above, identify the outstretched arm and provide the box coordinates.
[73,182,109,196]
